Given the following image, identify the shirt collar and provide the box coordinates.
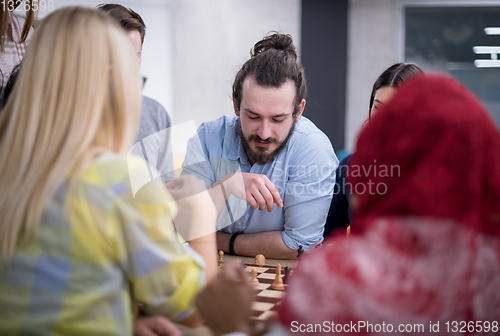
[226,118,251,166]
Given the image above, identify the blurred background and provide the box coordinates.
[40,0,500,161]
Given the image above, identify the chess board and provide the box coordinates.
[219,263,291,321]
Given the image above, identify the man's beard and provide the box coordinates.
[236,118,295,165]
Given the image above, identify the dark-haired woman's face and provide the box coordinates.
[371,86,396,117]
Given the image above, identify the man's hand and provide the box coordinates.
[222,172,283,212]
[133,316,181,336]
[195,261,253,336]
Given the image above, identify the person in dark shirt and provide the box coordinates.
[324,63,423,237]
[0,62,21,110]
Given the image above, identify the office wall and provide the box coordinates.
[345,0,399,151]
[173,0,301,127]
[345,0,500,150]
[48,0,301,157]
[301,0,348,153]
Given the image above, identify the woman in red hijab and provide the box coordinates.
[279,74,500,334]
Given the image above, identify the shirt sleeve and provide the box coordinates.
[107,157,206,321]
[281,132,338,251]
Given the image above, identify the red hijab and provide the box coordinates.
[279,75,500,333]
[350,74,500,236]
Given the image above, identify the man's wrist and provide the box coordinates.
[229,232,241,255]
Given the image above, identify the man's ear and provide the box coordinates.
[233,95,240,117]
[294,99,306,122]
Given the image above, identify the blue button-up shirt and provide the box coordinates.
[181,116,338,251]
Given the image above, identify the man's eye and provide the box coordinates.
[273,119,285,123]
[247,115,259,120]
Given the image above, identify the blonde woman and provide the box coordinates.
[0,6,216,336]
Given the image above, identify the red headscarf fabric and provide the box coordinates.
[350,74,500,236]
[279,219,500,335]
[279,75,500,334]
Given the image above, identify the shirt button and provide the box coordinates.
[237,222,242,226]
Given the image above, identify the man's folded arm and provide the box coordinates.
[216,230,297,259]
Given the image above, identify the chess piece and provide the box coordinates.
[272,264,285,290]
[255,254,265,266]
[251,268,259,287]
[218,250,224,266]
[283,266,291,284]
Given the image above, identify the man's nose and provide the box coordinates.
[256,120,272,140]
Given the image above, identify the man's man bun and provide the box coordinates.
[233,32,306,117]
[251,33,297,61]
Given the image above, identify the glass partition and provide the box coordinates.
[405,6,500,126]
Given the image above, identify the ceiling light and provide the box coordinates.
[484,27,500,35]
[473,46,500,54]
[474,60,500,68]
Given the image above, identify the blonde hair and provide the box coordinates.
[0,7,142,263]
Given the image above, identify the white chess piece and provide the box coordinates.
[272,264,284,290]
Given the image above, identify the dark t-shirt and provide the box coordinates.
[324,154,352,237]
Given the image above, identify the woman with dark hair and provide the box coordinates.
[323,63,424,237]
[369,63,424,119]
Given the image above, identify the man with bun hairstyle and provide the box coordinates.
[182,33,338,259]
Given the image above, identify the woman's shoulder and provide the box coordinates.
[80,152,174,208]
[81,152,143,188]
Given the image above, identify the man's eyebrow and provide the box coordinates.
[244,109,259,116]
[244,109,289,118]
[374,99,383,104]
